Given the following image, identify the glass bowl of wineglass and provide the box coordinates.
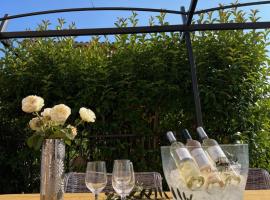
[85,161,107,200]
[112,160,135,200]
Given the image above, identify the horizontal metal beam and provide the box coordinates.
[1,21,270,39]
[0,7,185,22]
[0,25,179,39]
[195,0,270,15]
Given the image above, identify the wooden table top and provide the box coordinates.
[0,190,269,200]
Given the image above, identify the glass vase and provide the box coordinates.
[40,139,65,200]
[161,144,249,200]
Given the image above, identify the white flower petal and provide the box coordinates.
[22,95,44,113]
[50,104,71,124]
[79,107,96,122]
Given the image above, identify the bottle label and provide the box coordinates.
[190,148,210,169]
[175,148,192,161]
[207,145,227,162]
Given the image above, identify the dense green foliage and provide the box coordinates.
[0,9,269,193]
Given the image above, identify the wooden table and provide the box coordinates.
[0,191,269,200]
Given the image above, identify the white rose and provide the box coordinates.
[29,117,43,131]
[79,107,96,122]
[41,108,52,117]
[22,95,44,113]
[50,104,71,124]
[67,125,77,138]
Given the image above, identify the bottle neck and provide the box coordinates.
[196,127,209,140]
[166,131,177,144]
[182,129,192,142]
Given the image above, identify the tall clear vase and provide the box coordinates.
[40,139,65,200]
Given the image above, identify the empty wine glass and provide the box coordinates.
[112,160,135,200]
[85,161,107,200]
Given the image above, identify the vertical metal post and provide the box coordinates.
[0,14,8,31]
[181,6,203,127]
[0,14,11,48]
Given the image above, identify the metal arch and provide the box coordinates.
[194,0,270,15]
[0,7,186,22]
[0,1,268,22]
[0,0,269,22]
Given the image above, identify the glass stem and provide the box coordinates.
[95,193,98,200]
[121,195,126,200]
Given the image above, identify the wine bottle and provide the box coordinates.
[182,129,224,193]
[167,131,204,190]
[196,127,229,167]
[196,127,241,185]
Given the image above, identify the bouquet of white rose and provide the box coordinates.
[22,95,96,150]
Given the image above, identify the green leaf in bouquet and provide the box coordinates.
[34,135,44,151]
[65,139,71,146]
[51,129,66,139]
[27,134,35,148]
[65,128,74,140]
[27,134,44,150]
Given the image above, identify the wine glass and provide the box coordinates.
[112,160,135,200]
[85,161,107,200]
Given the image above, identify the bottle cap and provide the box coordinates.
[166,131,177,143]
[182,129,192,142]
[196,127,208,140]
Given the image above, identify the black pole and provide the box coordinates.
[181,6,203,127]
[186,0,198,26]
[180,0,198,42]
[0,14,11,48]
[0,14,8,31]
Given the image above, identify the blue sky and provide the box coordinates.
[0,0,270,42]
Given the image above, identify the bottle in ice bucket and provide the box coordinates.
[167,131,204,190]
[196,127,241,185]
[182,129,225,193]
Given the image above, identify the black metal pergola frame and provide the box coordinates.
[1,0,270,127]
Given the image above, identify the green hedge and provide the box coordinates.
[0,9,269,193]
